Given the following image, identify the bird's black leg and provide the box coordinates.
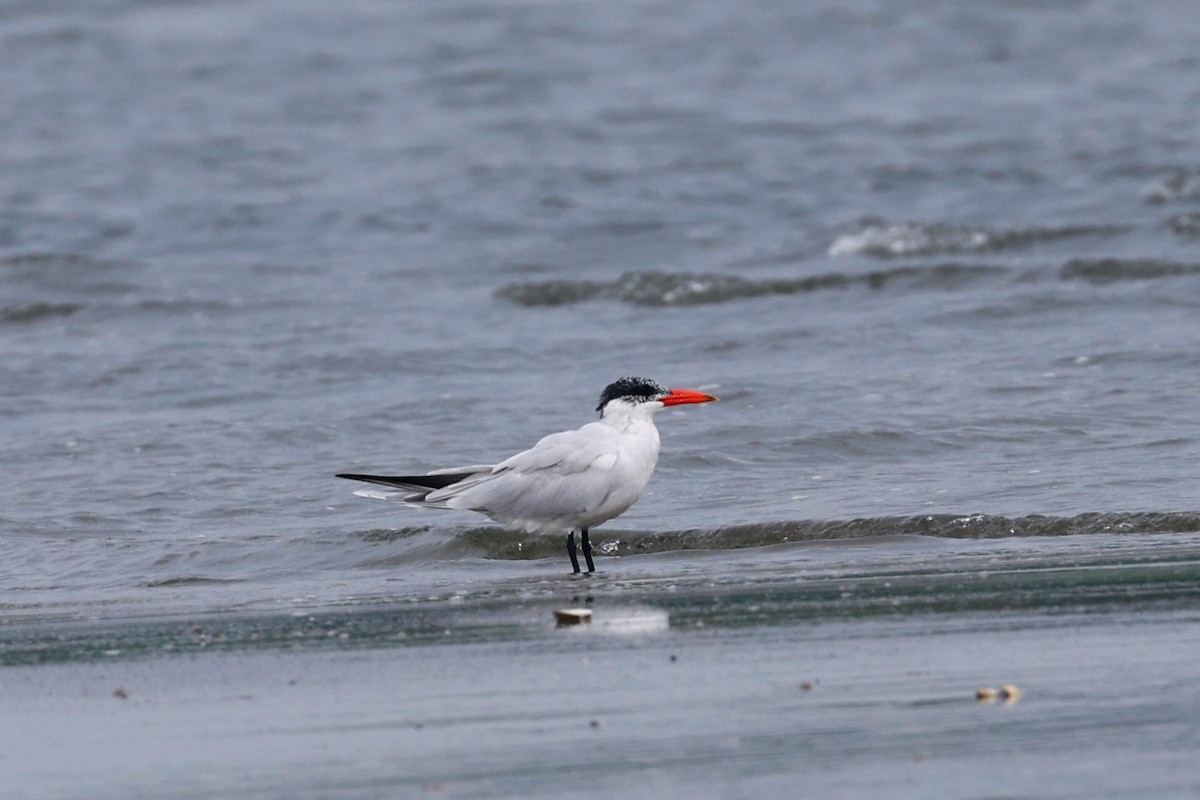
[566,531,581,574]
[581,527,595,573]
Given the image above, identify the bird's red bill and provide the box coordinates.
[661,388,719,406]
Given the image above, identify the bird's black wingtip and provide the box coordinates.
[337,473,385,483]
[337,473,386,482]
[336,471,478,491]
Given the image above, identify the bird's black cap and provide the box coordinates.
[596,376,669,412]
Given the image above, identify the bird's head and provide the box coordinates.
[596,376,718,416]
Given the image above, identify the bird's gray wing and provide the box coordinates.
[427,424,621,524]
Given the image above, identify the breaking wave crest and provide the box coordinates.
[827,220,1125,258]
[361,511,1200,562]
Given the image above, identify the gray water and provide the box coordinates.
[2,0,1200,796]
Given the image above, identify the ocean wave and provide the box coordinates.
[496,264,1006,307]
[1143,168,1200,204]
[610,511,1200,554]
[361,512,1200,562]
[496,252,1200,309]
[1060,258,1200,285]
[1169,213,1200,237]
[0,302,83,324]
[1,252,138,295]
[142,576,245,588]
[828,220,1124,258]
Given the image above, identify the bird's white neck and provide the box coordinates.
[599,398,662,433]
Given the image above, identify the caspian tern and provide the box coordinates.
[336,376,718,573]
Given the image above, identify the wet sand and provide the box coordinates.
[4,534,1200,799]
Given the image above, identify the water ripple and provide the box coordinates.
[354,512,1200,563]
[1060,258,1200,285]
[0,301,83,324]
[496,264,1006,307]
